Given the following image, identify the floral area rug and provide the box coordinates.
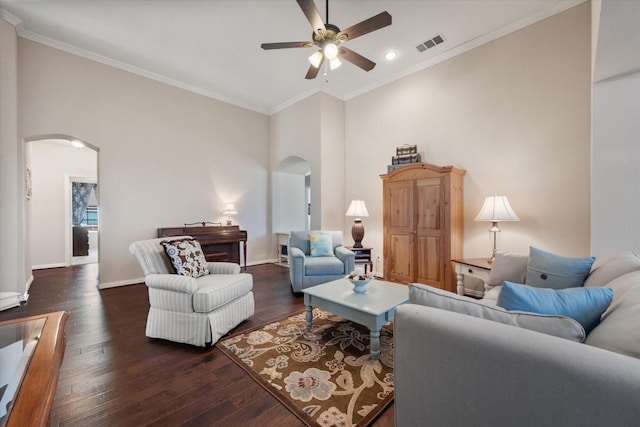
[216,309,394,427]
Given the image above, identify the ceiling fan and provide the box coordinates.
[261,0,392,79]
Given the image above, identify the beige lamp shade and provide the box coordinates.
[474,196,520,223]
[345,200,370,218]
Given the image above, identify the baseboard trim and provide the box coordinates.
[98,277,144,290]
[99,260,282,289]
[32,263,67,270]
[0,292,21,311]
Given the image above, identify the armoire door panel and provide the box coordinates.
[388,181,414,232]
[388,234,413,282]
[416,178,442,233]
[416,236,442,288]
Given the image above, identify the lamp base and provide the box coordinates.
[487,223,500,263]
[351,219,365,248]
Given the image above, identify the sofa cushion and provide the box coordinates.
[160,238,209,278]
[525,246,595,289]
[497,281,613,334]
[310,232,334,257]
[584,251,640,288]
[305,256,345,275]
[192,273,253,313]
[409,284,585,342]
[585,270,640,359]
[487,249,528,287]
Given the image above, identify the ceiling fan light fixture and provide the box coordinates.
[329,57,342,70]
[323,42,339,60]
[308,50,323,68]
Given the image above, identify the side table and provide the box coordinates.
[452,258,492,297]
[346,246,373,274]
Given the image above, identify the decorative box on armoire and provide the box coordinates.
[380,162,465,293]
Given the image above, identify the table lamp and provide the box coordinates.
[474,195,519,262]
[345,199,369,248]
[222,203,238,225]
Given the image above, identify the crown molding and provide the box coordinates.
[2,8,270,115]
[0,8,21,27]
[269,86,345,115]
[344,0,587,101]
[2,0,586,116]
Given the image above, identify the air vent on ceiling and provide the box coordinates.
[416,34,445,52]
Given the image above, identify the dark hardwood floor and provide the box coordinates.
[0,263,394,426]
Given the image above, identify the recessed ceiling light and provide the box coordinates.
[70,140,85,148]
[384,50,398,61]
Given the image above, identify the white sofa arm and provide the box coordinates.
[394,304,640,427]
[145,274,198,294]
[207,262,241,274]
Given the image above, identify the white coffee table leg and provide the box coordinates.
[305,305,313,331]
[370,329,380,361]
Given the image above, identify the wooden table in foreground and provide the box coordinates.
[0,311,68,427]
[302,278,408,361]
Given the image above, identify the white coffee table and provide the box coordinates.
[302,278,409,360]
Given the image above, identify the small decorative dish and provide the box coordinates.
[347,271,373,293]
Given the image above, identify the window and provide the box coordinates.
[83,206,98,226]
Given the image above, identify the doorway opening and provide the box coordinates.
[70,177,98,265]
[25,135,99,271]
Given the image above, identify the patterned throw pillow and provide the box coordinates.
[160,238,210,278]
[309,233,334,257]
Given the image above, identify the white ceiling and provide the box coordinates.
[0,0,585,114]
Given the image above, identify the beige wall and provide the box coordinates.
[591,0,640,256]
[18,39,270,287]
[0,17,28,297]
[345,2,592,268]
[271,92,346,234]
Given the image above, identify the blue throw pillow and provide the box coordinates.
[309,233,334,257]
[497,281,614,333]
[525,246,595,289]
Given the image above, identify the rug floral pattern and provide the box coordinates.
[217,309,394,427]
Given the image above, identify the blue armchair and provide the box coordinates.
[288,230,355,293]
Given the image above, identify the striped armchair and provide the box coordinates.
[129,236,254,346]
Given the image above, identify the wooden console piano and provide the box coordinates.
[157,225,247,270]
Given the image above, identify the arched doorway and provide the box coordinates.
[273,156,311,235]
[24,134,99,273]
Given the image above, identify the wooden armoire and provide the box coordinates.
[380,163,465,292]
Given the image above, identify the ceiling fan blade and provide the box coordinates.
[261,42,313,50]
[337,11,392,41]
[339,47,376,71]
[305,56,324,79]
[297,0,326,34]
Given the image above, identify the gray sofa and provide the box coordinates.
[288,230,355,293]
[395,251,640,426]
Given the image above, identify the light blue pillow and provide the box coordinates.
[309,233,334,257]
[525,246,595,289]
[497,281,614,333]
